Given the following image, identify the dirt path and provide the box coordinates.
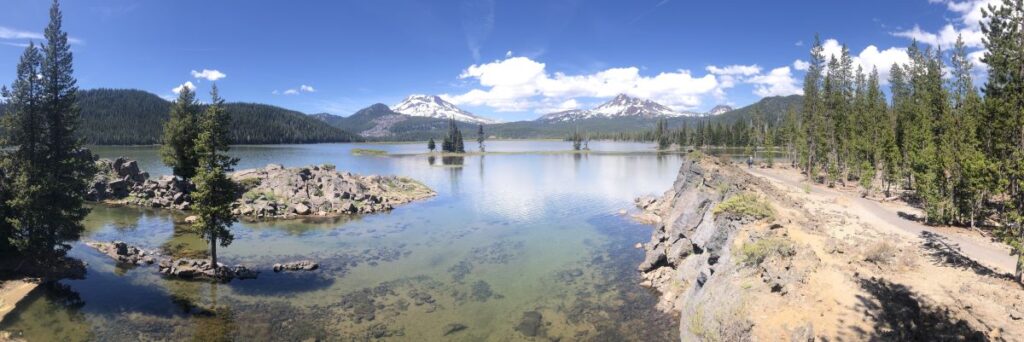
[745,166,1017,275]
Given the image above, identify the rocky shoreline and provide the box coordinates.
[633,156,809,340]
[88,157,435,219]
[635,156,1024,341]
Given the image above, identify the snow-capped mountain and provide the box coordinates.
[537,94,699,122]
[707,105,734,116]
[390,94,497,124]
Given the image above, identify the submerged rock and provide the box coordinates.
[158,258,259,281]
[441,323,467,336]
[515,311,544,337]
[273,260,319,272]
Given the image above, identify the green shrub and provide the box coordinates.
[740,236,796,266]
[714,193,775,220]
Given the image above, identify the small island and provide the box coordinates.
[88,157,435,219]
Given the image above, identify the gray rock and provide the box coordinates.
[515,311,543,337]
[273,260,319,272]
[442,323,467,336]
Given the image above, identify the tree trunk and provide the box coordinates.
[1017,255,1022,285]
[210,236,218,267]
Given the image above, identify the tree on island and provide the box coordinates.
[160,85,201,180]
[477,124,486,152]
[442,118,464,153]
[571,126,584,151]
[0,0,95,259]
[190,85,240,267]
[654,118,670,150]
[427,138,436,152]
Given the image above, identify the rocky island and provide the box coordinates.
[87,157,435,219]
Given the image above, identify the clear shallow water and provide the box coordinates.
[2,141,683,341]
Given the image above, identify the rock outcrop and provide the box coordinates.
[89,157,192,210]
[635,157,792,341]
[86,241,157,266]
[88,157,435,218]
[230,164,435,218]
[158,258,259,281]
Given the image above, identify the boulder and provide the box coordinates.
[273,260,319,272]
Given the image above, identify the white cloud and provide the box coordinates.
[445,56,720,112]
[793,59,810,71]
[706,64,761,76]
[0,26,83,45]
[172,81,195,94]
[890,0,998,73]
[0,26,43,40]
[892,24,984,49]
[820,39,911,84]
[190,69,226,81]
[299,84,315,93]
[283,89,299,95]
[747,67,803,97]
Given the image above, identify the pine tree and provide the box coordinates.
[190,85,239,268]
[949,34,989,228]
[477,124,485,152]
[802,35,826,180]
[2,43,49,255]
[38,0,94,258]
[160,86,201,180]
[427,138,436,152]
[979,0,1024,282]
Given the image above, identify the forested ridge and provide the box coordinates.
[3,88,362,145]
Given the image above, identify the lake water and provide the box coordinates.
[1,140,684,341]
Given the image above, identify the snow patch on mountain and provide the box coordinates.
[537,94,701,122]
[391,95,497,124]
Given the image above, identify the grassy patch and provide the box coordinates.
[351,148,388,156]
[714,193,775,220]
[243,189,277,202]
[739,236,796,266]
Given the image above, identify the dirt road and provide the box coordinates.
[745,166,1018,275]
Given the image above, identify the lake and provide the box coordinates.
[0,140,684,341]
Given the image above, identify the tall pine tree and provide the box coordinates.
[191,85,240,268]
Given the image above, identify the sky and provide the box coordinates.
[0,0,997,122]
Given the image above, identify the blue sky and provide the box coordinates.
[0,0,993,121]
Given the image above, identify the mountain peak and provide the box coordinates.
[538,95,700,122]
[391,94,497,124]
[707,105,734,116]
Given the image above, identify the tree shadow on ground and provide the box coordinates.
[919,231,1016,281]
[852,276,987,341]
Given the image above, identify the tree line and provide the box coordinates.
[631,1,1024,282]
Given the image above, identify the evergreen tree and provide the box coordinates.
[38,0,94,258]
[160,86,201,180]
[190,85,239,268]
[949,34,989,228]
[980,0,1024,282]
[802,35,826,179]
[427,138,436,152]
[2,43,49,255]
[654,118,670,150]
[477,124,485,152]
